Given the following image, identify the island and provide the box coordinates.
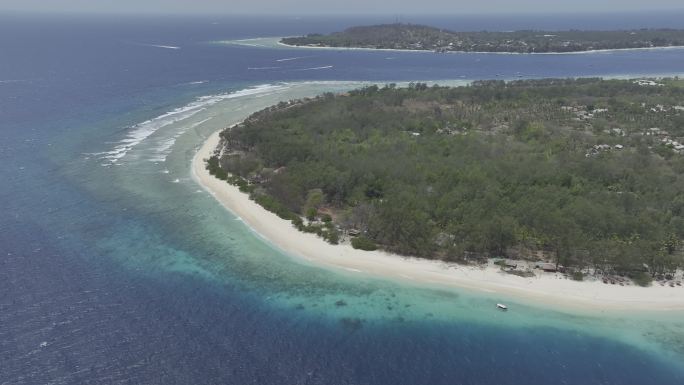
[280,24,684,53]
[202,78,684,294]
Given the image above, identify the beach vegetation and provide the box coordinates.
[351,236,378,251]
[306,207,318,221]
[571,271,585,281]
[205,155,228,180]
[252,193,295,221]
[324,227,340,245]
[630,272,654,287]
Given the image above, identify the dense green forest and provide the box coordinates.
[208,78,684,282]
[281,24,684,53]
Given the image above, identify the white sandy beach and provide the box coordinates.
[192,129,684,312]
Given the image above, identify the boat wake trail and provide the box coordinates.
[292,65,334,71]
[276,56,311,62]
[136,43,181,50]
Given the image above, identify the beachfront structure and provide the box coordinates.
[536,262,558,272]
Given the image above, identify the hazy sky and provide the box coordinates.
[1,0,683,15]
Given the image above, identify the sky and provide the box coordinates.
[1,0,683,15]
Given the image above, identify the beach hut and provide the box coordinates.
[537,262,557,272]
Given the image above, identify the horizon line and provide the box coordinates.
[2,8,684,17]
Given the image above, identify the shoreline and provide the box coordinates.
[274,38,684,56]
[192,125,684,313]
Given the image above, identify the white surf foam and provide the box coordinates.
[230,39,267,46]
[97,106,205,163]
[148,117,214,162]
[235,43,265,47]
[95,84,287,164]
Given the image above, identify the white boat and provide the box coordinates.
[497,303,508,311]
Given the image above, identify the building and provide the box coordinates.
[536,262,558,272]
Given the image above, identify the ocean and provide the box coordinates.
[1,12,684,384]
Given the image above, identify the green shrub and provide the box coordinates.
[252,194,294,221]
[630,272,653,287]
[214,169,228,180]
[303,224,322,234]
[306,207,317,221]
[206,156,228,180]
[325,228,340,245]
[238,183,254,194]
[571,271,584,281]
[351,236,377,251]
[291,216,304,230]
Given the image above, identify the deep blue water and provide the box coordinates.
[2,13,684,384]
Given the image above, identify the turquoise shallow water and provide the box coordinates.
[4,14,684,384]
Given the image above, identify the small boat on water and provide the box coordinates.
[497,303,508,311]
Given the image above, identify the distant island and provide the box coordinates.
[205,78,684,287]
[280,24,684,53]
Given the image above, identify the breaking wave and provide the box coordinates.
[147,117,214,163]
[93,84,287,164]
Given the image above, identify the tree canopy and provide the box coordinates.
[210,78,684,279]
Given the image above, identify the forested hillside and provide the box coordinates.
[208,78,684,281]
